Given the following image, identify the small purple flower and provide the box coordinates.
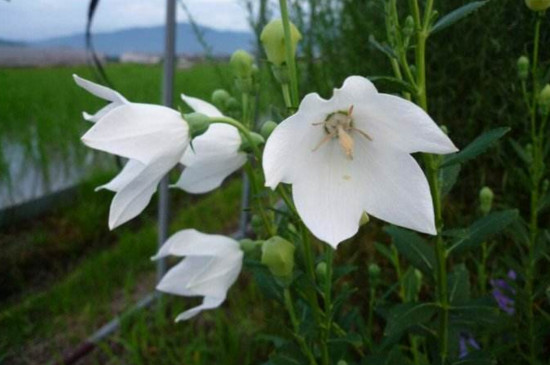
[490,270,516,315]
[459,333,481,359]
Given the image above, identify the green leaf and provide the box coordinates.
[538,193,550,214]
[384,302,438,337]
[375,242,396,264]
[369,76,416,94]
[446,210,518,254]
[385,226,436,276]
[368,35,397,59]
[448,264,470,305]
[439,163,461,197]
[431,1,489,34]
[441,127,510,168]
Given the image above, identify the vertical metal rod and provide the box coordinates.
[158,0,177,281]
[238,171,250,238]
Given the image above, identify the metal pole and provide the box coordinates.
[158,0,177,281]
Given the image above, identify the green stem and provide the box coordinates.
[284,289,318,365]
[526,13,543,365]
[321,247,334,365]
[279,0,300,108]
[282,83,293,110]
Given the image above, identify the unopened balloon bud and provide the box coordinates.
[359,212,370,226]
[316,262,327,281]
[184,112,210,139]
[539,84,550,115]
[525,0,550,11]
[225,97,240,112]
[230,49,254,79]
[251,214,263,233]
[261,236,295,278]
[211,89,231,110]
[240,132,265,153]
[260,120,278,139]
[479,186,494,215]
[260,19,302,67]
[517,56,530,81]
[403,15,414,37]
[368,263,381,282]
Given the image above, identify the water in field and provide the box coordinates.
[0,136,112,210]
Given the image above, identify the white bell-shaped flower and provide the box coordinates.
[74,75,189,229]
[173,94,246,194]
[263,76,458,248]
[152,229,243,321]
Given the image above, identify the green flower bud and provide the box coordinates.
[261,236,296,278]
[539,84,550,115]
[368,263,381,282]
[225,97,240,111]
[403,15,414,37]
[517,56,530,81]
[240,238,262,253]
[240,132,265,153]
[359,212,370,226]
[260,19,302,67]
[479,186,494,215]
[184,112,210,139]
[260,120,278,139]
[211,89,231,110]
[251,214,263,234]
[230,49,254,79]
[525,0,550,11]
[316,262,327,281]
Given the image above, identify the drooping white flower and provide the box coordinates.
[152,229,243,321]
[263,76,458,248]
[74,75,189,229]
[173,94,246,194]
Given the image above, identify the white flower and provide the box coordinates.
[172,94,246,194]
[74,75,189,229]
[263,76,458,248]
[152,229,243,321]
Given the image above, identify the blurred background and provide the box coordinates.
[0,0,546,364]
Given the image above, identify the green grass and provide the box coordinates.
[0,177,251,364]
[0,63,231,186]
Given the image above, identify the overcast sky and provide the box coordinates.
[0,0,255,41]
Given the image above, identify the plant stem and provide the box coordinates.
[408,0,449,362]
[526,13,543,365]
[279,0,300,108]
[321,247,334,365]
[284,289,318,365]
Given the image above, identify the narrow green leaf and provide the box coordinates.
[384,302,438,337]
[446,210,518,254]
[385,226,436,276]
[431,1,489,34]
[538,193,550,213]
[368,35,397,59]
[439,163,461,197]
[448,264,470,305]
[368,76,416,94]
[441,127,510,168]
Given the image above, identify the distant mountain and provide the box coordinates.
[32,23,254,57]
[0,39,25,47]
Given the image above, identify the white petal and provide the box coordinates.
[108,157,177,229]
[81,104,189,164]
[152,229,240,260]
[83,103,120,123]
[175,296,225,322]
[73,74,127,103]
[354,93,458,154]
[181,94,223,118]
[331,75,378,106]
[263,93,332,188]
[95,159,145,192]
[174,124,246,194]
[288,137,435,247]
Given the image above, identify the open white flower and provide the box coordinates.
[173,94,246,194]
[74,75,189,229]
[263,76,458,248]
[152,229,243,321]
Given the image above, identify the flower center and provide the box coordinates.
[312,105,372,159]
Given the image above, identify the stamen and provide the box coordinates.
[312,133,335,152]
[353,127,373,141]
[337,125,354,160]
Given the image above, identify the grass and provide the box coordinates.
[0,62,231,187]
[0,175,252,364]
